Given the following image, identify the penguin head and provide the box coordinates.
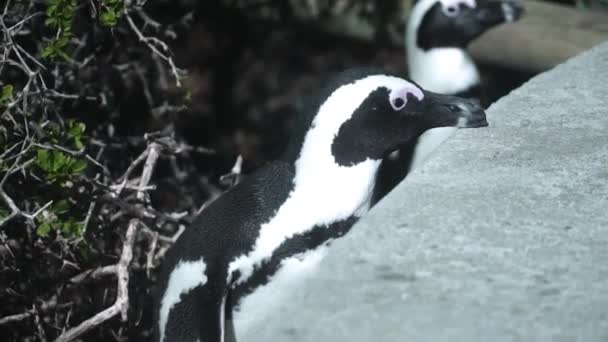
[287,68,487,169]
[410,0,525,51]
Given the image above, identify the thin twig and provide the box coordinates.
[54,143,160,342]
[69,265,117,284]
[0,297,66,326]
[151,224,185,263]
[123,8,182,87]
[81,201,96,235]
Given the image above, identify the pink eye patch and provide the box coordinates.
[389,85,424,111]
[439,0,477,12]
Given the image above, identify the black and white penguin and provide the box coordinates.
[155,68,487,342]
[406,0,524,99]
[370,0,522,204]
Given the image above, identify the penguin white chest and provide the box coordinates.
[232,247,328,339]
[408,47,480,94]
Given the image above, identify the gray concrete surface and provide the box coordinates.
[245,43,608,341]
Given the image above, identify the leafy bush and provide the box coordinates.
[0,0,205,340]
[0,0,403,340]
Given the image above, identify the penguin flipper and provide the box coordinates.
[161,285,227,342]
[197,290,229,342]
[371,143,416,206]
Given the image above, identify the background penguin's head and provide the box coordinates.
[287,68,487,168]
[411,0,525,50]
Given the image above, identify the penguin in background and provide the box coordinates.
[371,0,522,204]
[406,0,525,101]
[155,68,488,342]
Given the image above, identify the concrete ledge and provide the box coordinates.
[488,42,608,130]
[245,42,608,342]
[469,0,608,72]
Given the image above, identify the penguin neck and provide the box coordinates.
[407,46,480,95]
[282,76,397,218]
[292,136,381,219]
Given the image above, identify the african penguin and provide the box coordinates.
[406,0,524,99]
[155,68,488,342]
[371,0,521,204]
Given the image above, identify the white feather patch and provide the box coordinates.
[220,295,227,342]
[406,0,480,94]
[502,2,515,22]
[233,247,328,339]
[159,259,207,342]
[440,0,476,10]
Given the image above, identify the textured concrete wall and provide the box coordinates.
[245,42,608,342]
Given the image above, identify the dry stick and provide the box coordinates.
[69,265,117,284]
[146,228,159,276]
[0,188,20,214]
[0,309,34,325]
[114,148,149,197]
[54,305,121,342]
[34,308,48,342]
[0,189,51,228]
[54,143,161,342]
[153,224,186,263]
[0,297,68,326]
[81,201,96,236]
[123,8,182,86]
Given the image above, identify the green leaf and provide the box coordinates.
[36,146,87,182]
[67,121,86,149]
[183,90,192,103]
[71,159,87,173]
[100,10,118,26]
[99,0,123,27]
[68,121,85,136]
[36,222,52,237]
[74,138,83,150]
[43,0,76,60]
[44,17,57,27]
[51,151,67,172]
[0,207,9,220]
[0,84,14,103]
[36,149,51,170]
[41,46,53,58]
[60,220,84,238]
[52,199,71,214]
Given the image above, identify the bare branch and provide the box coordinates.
[69,265,117,284]
[54,304,121,342]
[123,8,183,87]
[54,143,161,342]
[219,154,244,187]
[34,308,48,342]
[81,201,96,236]
[0,297,68,326]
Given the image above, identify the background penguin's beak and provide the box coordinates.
[418,91,489,129]
[477,0,525,26]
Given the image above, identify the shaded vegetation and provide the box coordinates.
[0,0,535,340]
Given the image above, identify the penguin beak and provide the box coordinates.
[477,0,525,25]
[417,91,488,129]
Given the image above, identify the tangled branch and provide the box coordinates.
[54,143,160,342]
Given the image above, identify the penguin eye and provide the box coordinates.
[444,5,460,16]
[391,96,406,111]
